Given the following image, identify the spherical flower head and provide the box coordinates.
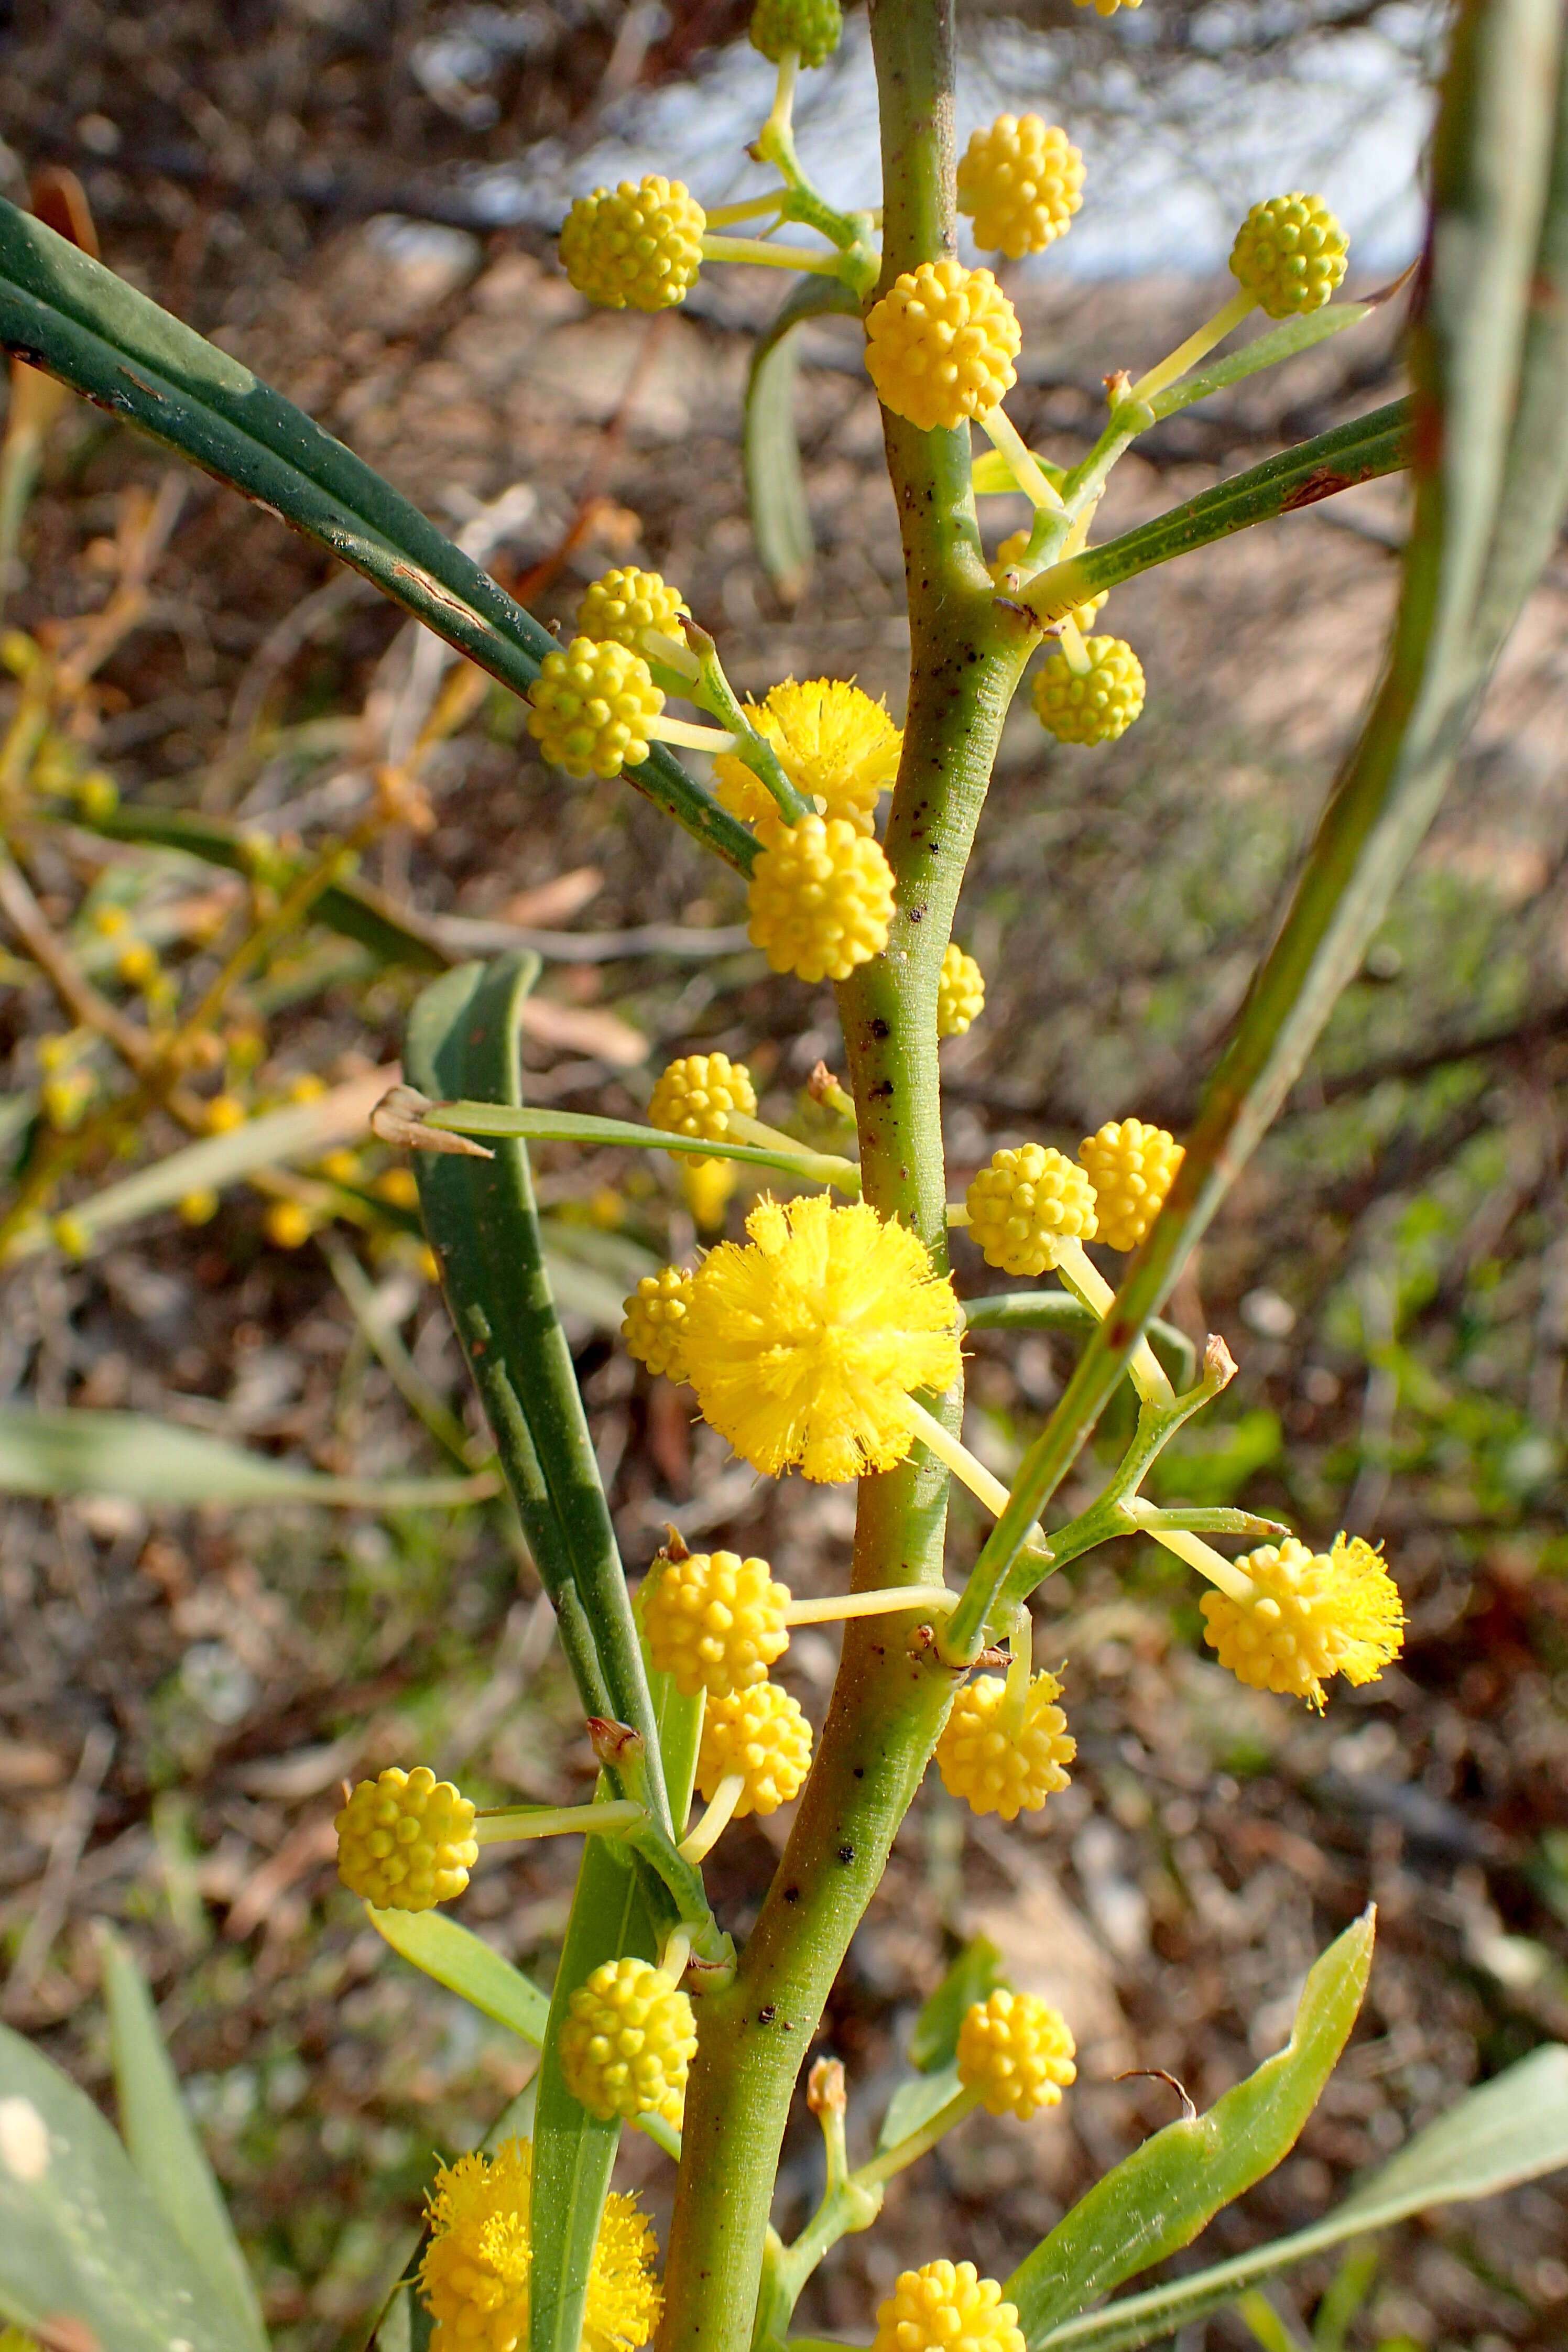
[560,176,705,312]
[1077,1118,1184,1251]
[956,1988,1076,2120]
[622,1266,694,1382]
[527,637,662,780]
[560,1956,697,2124]
[873,2261,1026,2352]
[576,567,690,652]
[1229,193,1348,319]
[938,943,986,1039]
[865,261,1021,434]
[698,1681,813,1815]
[335,1766,477,1911]
[964,1144,1097,1278]
[1031,638,1145,746]
[750,0,843,69]
[936,1669,1075,1820]
[648,1052,758,1169]
[682,1193,962,1483]
[747,813,896,984]
[641,1548,791,1698]
[420,2136,661,2352]
[715,679,902,835]
[957,115,1085,260]
[1201,1534,1404,1709]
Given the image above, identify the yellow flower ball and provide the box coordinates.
[560,1956,696,2123]
[751,0,843,68]
[1077,1118,1184,1251]
[714,679,902,835]
[698,1681,813,1815]
[682,1193,961,1483]
[641,1548,791,1698]
[957,115,1085,260]
[420,2136,661,2352]
[1031,638,1145,746]
[576,567,690,653]
[622,1266,695,1382]
[335,1765,478,1911]
[560,176,706,312]
[1229,193,1348,319]
[936,1669,1075,1820]
[956,1988,1076,2120]
[648,1052,757,1167]
[964,1144,1097,1277]
[865,261,1021,433]
[1201,1534,1404,1709]
[938,943,986,1039]
[527,637,663,780]
[747,813,896,984]
[873,2261,1026,2352]
[264,1200,316,1250]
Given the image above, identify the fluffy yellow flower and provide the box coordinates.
[335,1766,477,1912]
[713,679,902,834]
[420,2136,661,2352]
[747,813,896,983]
[865,261,1021,433]
[935,1670,1075,1820]
[957,115,1085,259]
[873,2262,1025,2352]
[698,1681,813,1815]
[937,943,986,1039]
[964,1145,1097,1277]
[1201,1535,1404,1709]
[560,176,705,312]
[641,1548,792,1698]
[956,1989,1076,2120]
[648,1052,757,1166]
[1077,1118,1184,1251]
[682,1194,961,1483]
[560,1957,696,2123]
[622,1266,694,1382]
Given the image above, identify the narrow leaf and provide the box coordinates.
[1007,1912,1375,2344]
[744,277,858,598]
[1033,2042,1568,2351]
[99,1928,267,2351]
[0,2019,258,2352]
[1150,301,1379,421]
[365,1907,551,2047]
[907,1936,1004,2073]
[0,197,753,876]
[877,2062,962,2154]
[0,1404,493,1507]
[425,1098,855,1185]
[405,956,669,1822]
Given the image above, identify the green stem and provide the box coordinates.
[656,10,1039,2350]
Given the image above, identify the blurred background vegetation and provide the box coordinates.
[0,4,1564,2348]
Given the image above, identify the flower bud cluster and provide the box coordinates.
[1032,639,1146,745]
[865,262,1021,433]
[560,1956,696,2125]
[958,115,1084,259]
[965,1145,1097,1277]
[936,1670,1076,1820]
[560,176,706,312]
[335,1766,478,1912]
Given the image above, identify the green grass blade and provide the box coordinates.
[0,197,754,876]
[405,955,669,1826]
[1006,1912,1373,2345]
[0,1404,492,1507]
[745,277,859,599]
[1031,2043,1568,2351]
[99,1928,268,2351]
[0,2018,260,2352]
[948,0,1568,1653]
